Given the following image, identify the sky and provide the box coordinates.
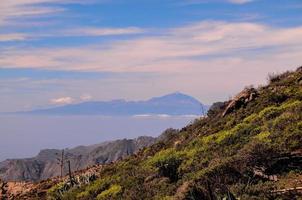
[1,0,302,112]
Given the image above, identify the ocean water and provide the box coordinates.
[0,115,197,161]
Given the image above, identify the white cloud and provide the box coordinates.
[50,97,74,105]
[1,21,301,73]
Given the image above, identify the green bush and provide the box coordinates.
[96,185,122,200]
[147,148,184,182]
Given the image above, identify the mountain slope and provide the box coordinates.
[5,67,302,200]
[24,92,208,116]
[0,136,156,182]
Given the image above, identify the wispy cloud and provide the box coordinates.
[60,27,145,37]
[0,0,95,27]
[0,27,145,42]
[50,94,93,106]
[51,96,74,105]
[228,0,254,4]
[0,33,28,41]
[0,0,144,41]
[0,1,60,26]
[1,21,301,73]
[180,0,255,5]
[1,20,301,109]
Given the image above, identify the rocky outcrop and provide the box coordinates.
[0,136,156,182]
[222,87,258,117]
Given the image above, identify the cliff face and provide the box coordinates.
[0,136,156,182]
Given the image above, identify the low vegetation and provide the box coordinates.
[18,67,302,199]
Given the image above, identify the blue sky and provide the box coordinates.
[0,0,302,112]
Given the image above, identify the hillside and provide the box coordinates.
[0,136,156,182]
[24,93,208,116]
[3,67,302,200]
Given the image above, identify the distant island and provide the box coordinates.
[21,92,209,116]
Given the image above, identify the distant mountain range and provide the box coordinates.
[22,92,209,116]
[0,136,157,182]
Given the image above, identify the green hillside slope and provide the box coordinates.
[23,67,302,200]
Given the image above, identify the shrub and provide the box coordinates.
[96,185,122,200]
[147,149,184,182]
[267,72,283,83]
[47,182,68,200]
[254,131,271,142]
[158,128,179,142]
[207,102,226,117]
[73,177,113,200]
[269,92,289,104]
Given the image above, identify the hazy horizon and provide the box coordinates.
[0,114,197,161]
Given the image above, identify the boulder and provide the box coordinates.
[222,88,258,117]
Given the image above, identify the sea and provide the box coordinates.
[0,114,198,161]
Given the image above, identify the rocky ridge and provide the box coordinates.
[0,136,156,182]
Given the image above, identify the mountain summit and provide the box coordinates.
[148,92,201,103]
[25,92,208,116]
